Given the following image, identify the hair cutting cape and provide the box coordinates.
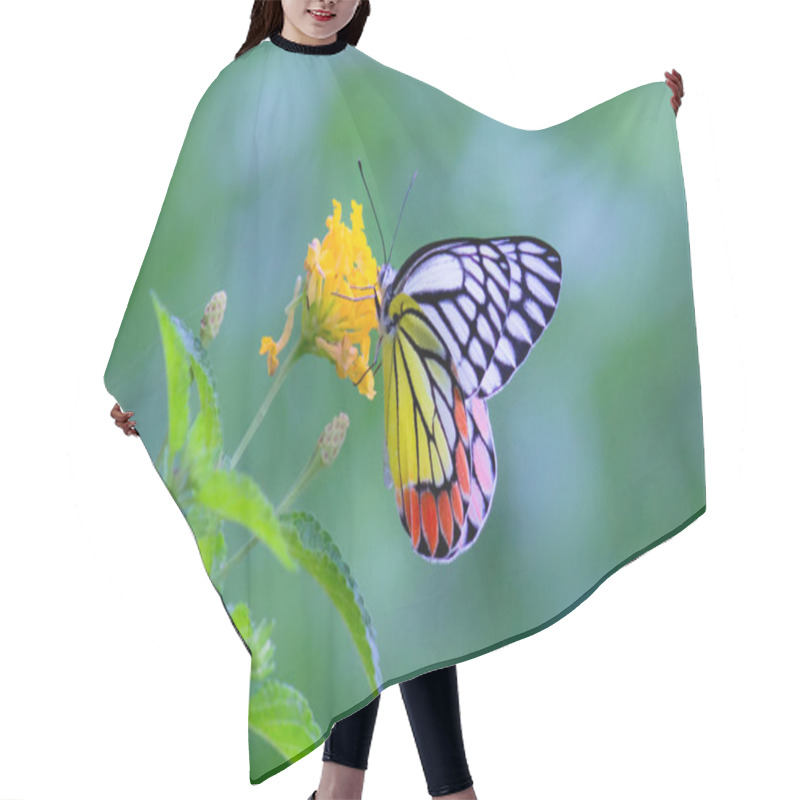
[104,32,705,784]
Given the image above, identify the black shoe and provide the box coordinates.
[307,792,317,800]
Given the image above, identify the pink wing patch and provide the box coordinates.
[447,395,497,561]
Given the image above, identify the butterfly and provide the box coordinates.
[372,234,563,563]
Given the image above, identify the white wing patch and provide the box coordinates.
[391,236,563,400]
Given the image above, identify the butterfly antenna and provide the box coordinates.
[358,159,387,265]
[331,290,375,302]
[387,170,417,267]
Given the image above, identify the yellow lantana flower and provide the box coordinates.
[260,199,379,400]
[315,331,374,395]
[260,276,301,375]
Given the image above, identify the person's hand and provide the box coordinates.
[665,68,684,116]
[111,402,139,437]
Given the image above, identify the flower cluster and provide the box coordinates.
[260,198,380,399]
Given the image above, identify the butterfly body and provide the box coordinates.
[374,236,562,563]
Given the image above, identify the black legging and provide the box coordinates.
[323,664,473,797]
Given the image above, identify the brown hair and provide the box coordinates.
[236,1,371,59]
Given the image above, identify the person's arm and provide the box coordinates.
[665,68,684,115]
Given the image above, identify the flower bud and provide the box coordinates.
[318,412,350,466]
[200,290,227,346]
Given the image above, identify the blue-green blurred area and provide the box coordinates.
[104,39,703,779]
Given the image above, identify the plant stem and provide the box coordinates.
[274,451,322,520]
[229,338,304,470]
[214,535,258,586]
[213,444,322,587]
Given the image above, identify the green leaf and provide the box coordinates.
[183,328,224,482]
[194,469,297,573]
[185,502,227,575]
[248,679,321,759]
[280,511,382,692]
[231,602,253,642]
[151,291,192,473]
[234,606,318,758]
[186,351,222,481]
[250,619,277,681]
[230,602,277,682]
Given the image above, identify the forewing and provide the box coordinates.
[479,237,562,397]
[394,236,562,399]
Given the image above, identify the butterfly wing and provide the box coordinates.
[456,394,497,560]
[427,392,498,562]
[382,292,474,561]
[381,235,561,562]
[392,236,562,399]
